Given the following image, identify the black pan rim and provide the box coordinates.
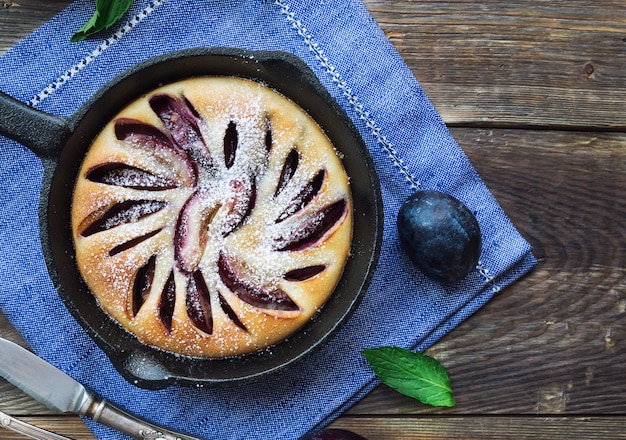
[37,47,383,389]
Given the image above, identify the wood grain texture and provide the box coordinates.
[1,0,625,439]
[2,415,626,440]
[1,0,625,128]
[328,416,626,439]
[363,0,626,130]
[0,0,70,49]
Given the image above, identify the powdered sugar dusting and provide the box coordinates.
[71,77,353,358]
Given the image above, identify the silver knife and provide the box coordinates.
[0,338,206,440]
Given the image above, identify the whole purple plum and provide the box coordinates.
[397,190,481,284]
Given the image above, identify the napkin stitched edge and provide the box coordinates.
[29,0,165,108]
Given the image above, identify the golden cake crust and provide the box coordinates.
[71,77,353,358]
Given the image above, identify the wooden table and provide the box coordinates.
[1,1,625,438]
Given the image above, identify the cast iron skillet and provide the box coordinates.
[0,47,382,389]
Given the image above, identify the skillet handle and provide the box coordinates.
[0,91,71,158]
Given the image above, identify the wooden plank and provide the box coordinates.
[2,1,626,129]
[0,0,71,49]
[1,415,626,439]
[363,0,626,129]
[328,416,626,439]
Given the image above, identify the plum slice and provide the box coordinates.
[223,121,237,169]
[109,228,162,256]
[149,94,211,164]
[264,117,273,153]
[274,199,347,251]
[174,178,256,273]
[86,163,178,190]
[276,169,325,223]
[283,265,326,281]
[159,271,176,334]
[221,178,256,237]
[186,270,213,334]
[115,118,197,187]
[130,254,156,317]
[274,148,299,197]
[115,117,175,147]
[218,252,299,313]
[80,200,168,237]
[174,190,220,274]
[300,429,368,440]
[218,291,247,332]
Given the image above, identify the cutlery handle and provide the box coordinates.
[0,410,72,440]
[84,397,206,440]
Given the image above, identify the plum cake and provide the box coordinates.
[71,77,353,358]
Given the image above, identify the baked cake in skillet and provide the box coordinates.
[71,77,353,358]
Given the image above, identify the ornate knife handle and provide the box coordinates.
[80,394,206,440]
[0,409,72,440]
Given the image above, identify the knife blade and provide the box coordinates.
[0,338,207,440]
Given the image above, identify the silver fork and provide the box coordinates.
[0,409,73,440]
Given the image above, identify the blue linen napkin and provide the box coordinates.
[0,1,536,439]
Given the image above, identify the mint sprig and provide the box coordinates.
[362,346,455,407]
[71,0,134,42]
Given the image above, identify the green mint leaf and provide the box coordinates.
[362,346,455,407]
[71,0,134,42]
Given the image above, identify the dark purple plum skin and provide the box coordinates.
[397,190,481,284]
[299,428,368,440]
